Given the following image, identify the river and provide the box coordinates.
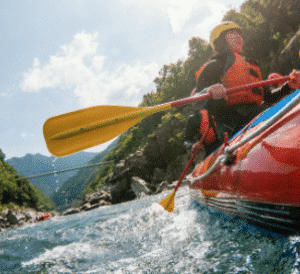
[1,186,300,273]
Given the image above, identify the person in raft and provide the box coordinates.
[184,21,300,157]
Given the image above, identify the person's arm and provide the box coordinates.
[264,70,300,105]
[264,83,293,105]
[195,59,227,115]
[196,59,224,92]
[184,113,201,151]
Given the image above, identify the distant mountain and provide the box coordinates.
[7,152,97,198]
[51,139,118,211]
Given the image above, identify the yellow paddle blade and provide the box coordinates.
[159,189,176,212]
[43,104,172,157]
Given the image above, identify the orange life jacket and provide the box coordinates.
[196,53,263,106]
[199,109,218,145]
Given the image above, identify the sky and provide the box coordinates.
[0,0,245,160]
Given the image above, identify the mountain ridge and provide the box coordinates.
[51,139,118,211]
[7,151,98,198]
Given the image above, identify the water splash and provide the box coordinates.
[2,187,300,273]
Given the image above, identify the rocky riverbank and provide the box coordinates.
[0,207,58,232]
[62,175,190,216]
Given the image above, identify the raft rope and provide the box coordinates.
[188,90,300,184]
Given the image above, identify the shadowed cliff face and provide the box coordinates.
[93,110,197,206]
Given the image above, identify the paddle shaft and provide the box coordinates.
[170,75,292,108]
[49,75,292,141]
[174,154,196,192]
[158,128,209,212]
[174,128,209,192]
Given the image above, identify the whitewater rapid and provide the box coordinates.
[1,187,300,273]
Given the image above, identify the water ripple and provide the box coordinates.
[0,187,300,273]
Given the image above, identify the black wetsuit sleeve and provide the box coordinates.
[184,113,201,142]
[195,60,224,92]
[195,59,227,116]
[264,83,293,105]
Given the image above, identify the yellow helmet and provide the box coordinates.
[210,21,241,48]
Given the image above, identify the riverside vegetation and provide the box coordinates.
[0,149,56,231]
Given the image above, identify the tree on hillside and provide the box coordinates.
[0,151,54,210]
[0,149,5,162]
[144,37,212,107]
[181,37,213,97]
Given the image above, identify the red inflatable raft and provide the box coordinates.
[35,213,52,222]
[188,89,300,234]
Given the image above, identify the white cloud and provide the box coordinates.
[21,133,35,139]
[20,32,159,107]
[21,32,99,92]
[117,0,203,34]
[0,92,11,97]
[19,1,232,109]
[167,0,198,33]
[166,0,232,41]
[195,1,229,41]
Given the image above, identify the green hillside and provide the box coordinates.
[8,152,97,198]
[0,149,54,211]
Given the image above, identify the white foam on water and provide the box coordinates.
[2,185,297,273]
[22,241,105,267]
[159,205,197,245]
[149,202,166,213]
